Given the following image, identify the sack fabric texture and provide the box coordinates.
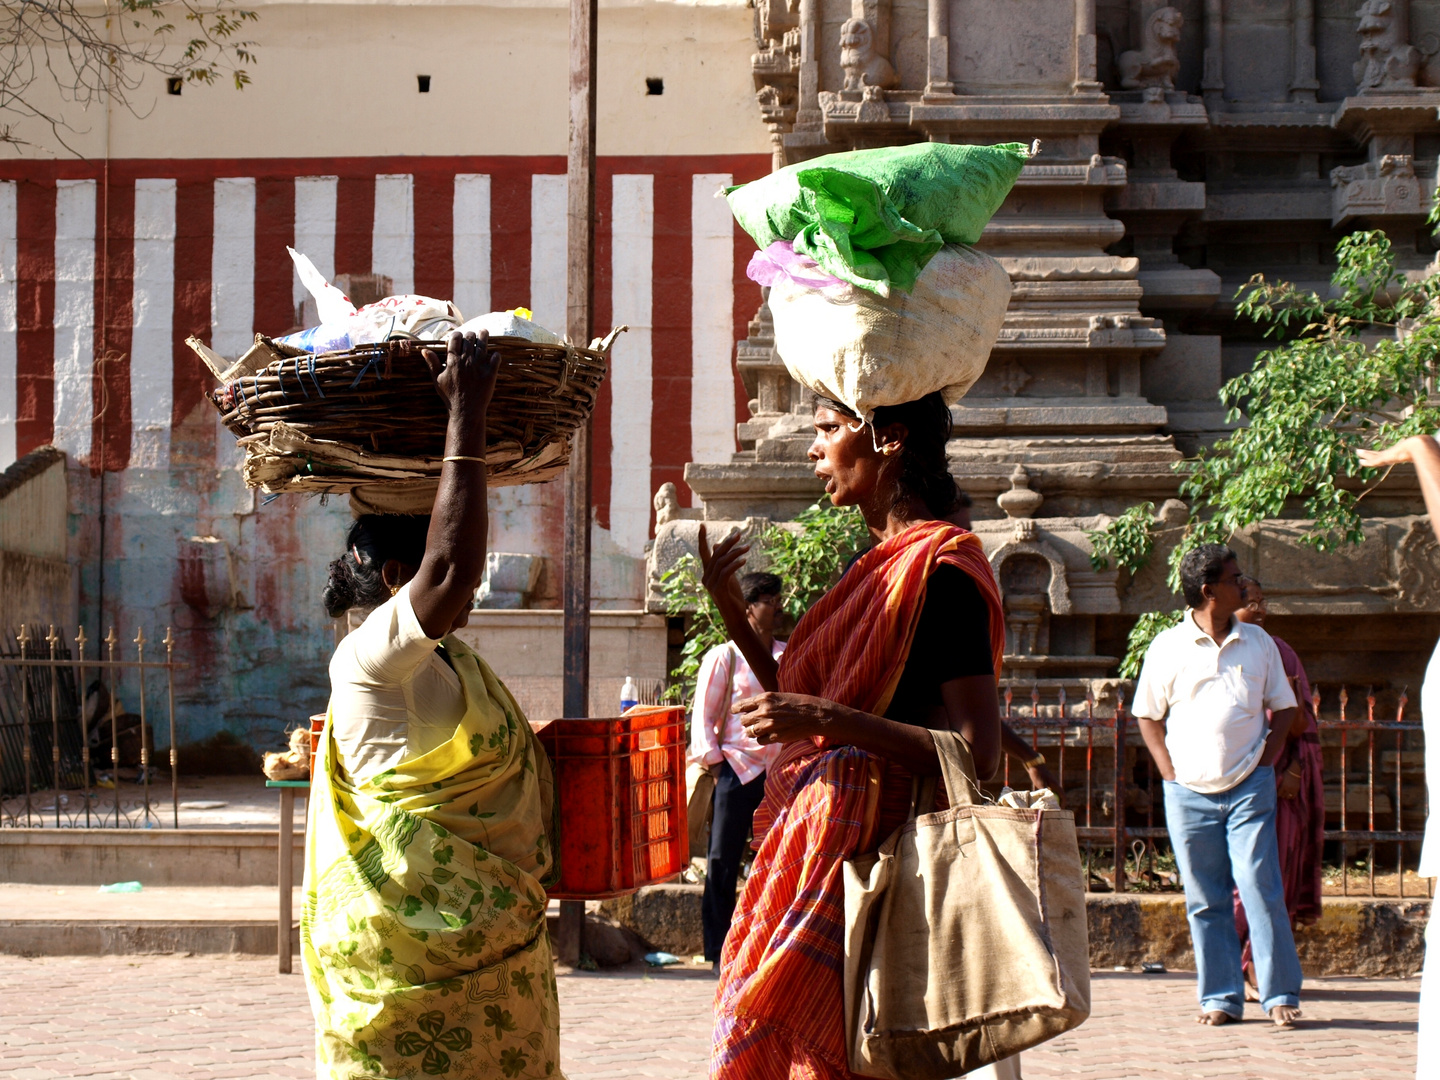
[767,242,1011,422]
[725,141,1028,297]
[842,729,1090,1079]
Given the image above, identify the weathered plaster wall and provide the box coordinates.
[64,455,351,757]
[0,0,769,161]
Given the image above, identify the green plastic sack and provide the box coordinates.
[726,141,1029,297]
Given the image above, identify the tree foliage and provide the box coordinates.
[761,500,869,622]
[0,0,259,152]
[657,501,869,706]
[1087,501,1156,574]
[1092,229,1440,593]
[1119,609,1183,679]
[657,554,726,707]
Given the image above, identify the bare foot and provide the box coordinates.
[1245,984,1260,1003]
[1269,1005,1301,1028]
[1196,1011,1233,1026]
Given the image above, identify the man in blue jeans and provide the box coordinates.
[1133,543,1303,1028]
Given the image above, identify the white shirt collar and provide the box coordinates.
[1185,608,1242,649]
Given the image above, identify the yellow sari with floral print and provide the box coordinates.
[302,635,562,1080]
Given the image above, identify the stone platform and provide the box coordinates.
[604,884,1432,979]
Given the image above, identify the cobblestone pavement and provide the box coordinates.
[0,955,1418,1079]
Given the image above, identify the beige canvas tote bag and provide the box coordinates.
[842,729,1090,1078]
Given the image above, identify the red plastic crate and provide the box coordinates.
[537,706,688,899]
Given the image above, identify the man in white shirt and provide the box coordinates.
[691,571,786,969]
[1133,544,1302,1029]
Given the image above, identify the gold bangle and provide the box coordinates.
[1022,752,1046,769]
[442,455,485,463]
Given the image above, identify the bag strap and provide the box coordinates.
[929,728,985,808]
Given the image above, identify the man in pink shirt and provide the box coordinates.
[691,571,786,969]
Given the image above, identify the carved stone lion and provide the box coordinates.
[1118,7,1183,91]
[840,18,897,93]
[1355,0,1420,91]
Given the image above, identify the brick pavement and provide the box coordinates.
[0,955,1418,1079]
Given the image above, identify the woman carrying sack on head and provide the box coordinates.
[301,330,562,1080]
[698,391,1013,1079]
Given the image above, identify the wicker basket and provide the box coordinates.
[199,330,620,505]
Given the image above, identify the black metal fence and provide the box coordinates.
[0,625,187,828]
[998,683,1431,898]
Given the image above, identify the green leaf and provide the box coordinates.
[393,1031,426,1056]
[437,1027,473,1052]
[421,884,440,907]
[489,884,518,911]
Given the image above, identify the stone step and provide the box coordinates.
[0,884,299,957]
[0,828,303,887]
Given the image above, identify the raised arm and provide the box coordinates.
[1358,435,1440,546]
[409,331,501,639]
[698,525,779,692]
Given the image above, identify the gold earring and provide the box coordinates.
[389,584,400,597]
[881,444,898,456]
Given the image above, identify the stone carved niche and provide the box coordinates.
[1117,6,1182,93]
[1355,0,1421,92]
[990,539,1073,659]
[1330,153,1427,227]
[1396,518,1440,609]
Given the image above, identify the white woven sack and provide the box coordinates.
[768,244,1011,422]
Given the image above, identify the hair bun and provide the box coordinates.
[322,556,359,619]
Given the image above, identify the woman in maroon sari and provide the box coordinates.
[1233,578,1324,997]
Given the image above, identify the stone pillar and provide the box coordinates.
[1202,0,1223,108]
[1075,0,1101,93]
[795,0,823,130]
[926,0,953,97]
[1290,0,1319,102]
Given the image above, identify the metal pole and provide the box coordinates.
[165,628,177,828]
[106,627,119,826]
[1113,690,1128,894]
[19,625,32,826]
[76,627,90,827]
[558,0,598,969]
[278,786,295,974]
[47,627,60,828]
[135,629,151,825]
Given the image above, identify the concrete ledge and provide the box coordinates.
[0,829,304,886]
[603,885,1430,979]
[0,921,299,957]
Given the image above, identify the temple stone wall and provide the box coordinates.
[653,0,1440,710]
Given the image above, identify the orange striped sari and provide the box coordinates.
[711,519,1004,1080]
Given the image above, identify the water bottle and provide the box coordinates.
[620,675,639,714]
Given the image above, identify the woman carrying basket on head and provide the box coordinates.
[698,391,1012,1080]
[301,330,562,1080]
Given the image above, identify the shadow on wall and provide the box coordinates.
[175,730,264,775]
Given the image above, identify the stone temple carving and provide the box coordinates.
[1118,7,1182,92]
[840,18,896,93]
[1355,0,1420,92]
[646,0,1440,710]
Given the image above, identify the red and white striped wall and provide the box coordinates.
[0,155,770,576]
